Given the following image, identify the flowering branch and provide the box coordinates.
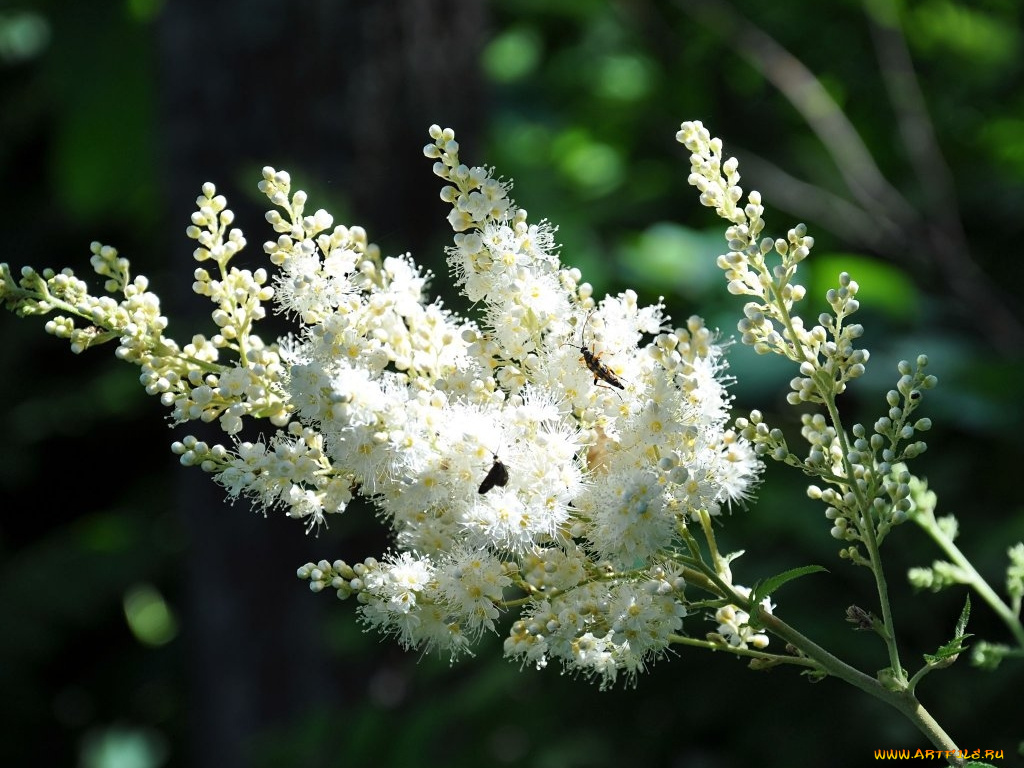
[4,119,1016,764]
[675,119,1024,764]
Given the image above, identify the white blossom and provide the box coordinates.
[2,124,766,685]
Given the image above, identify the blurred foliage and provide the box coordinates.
[1,0,1022,766]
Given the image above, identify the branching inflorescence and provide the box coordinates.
[1,124,769,690]
[4,121,1020,750]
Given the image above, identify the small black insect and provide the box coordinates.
[478,454,509,495]
[570,310,625,391]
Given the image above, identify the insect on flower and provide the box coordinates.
[568,310,625,391]
[478,453,509,495]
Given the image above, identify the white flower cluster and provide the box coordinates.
[712,585,773,650]
[283,124,762,687]
[1,123,764,688]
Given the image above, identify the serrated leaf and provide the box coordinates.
[954,594,971,638]
[923,636,971,666]
[923,596,973,665]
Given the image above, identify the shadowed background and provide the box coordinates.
[1,1,1022,766]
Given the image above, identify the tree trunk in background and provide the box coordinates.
[155,3,486,766]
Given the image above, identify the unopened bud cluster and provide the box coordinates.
[680,122,875,410]
[678,121,939,565]
[801,357,934,561]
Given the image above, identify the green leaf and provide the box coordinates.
[751,565,828,603]
[923,595,972,666]
[954,593,971,638]
[749,565,829,624]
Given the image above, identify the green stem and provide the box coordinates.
[758,611,964,767]
[762,260,908,683]
[821,390,907,685]
[906,661,934,694]
[696,508,729,577]
[917,515,1024,648]
[668,633,816,668]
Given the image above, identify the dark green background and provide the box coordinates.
[1,1,1022,766]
